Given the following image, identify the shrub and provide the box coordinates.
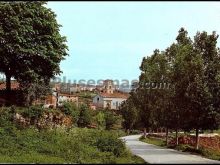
[21,106,44,120]
[130,129,141,135]
[60,102,80,125]
[77,104,92,127]
[95,132,126,157]
[95,111,106,130]
[0,106,15,128]
[104,111,118,130]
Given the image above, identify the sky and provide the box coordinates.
[47,1,220,84]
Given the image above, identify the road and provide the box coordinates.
[120,135,220,164]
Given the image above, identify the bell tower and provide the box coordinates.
[103,80,114,94]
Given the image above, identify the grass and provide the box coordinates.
[212,129,220,135]
[140,136,166,147]
[0,126,146,164]
[140,135,220,161]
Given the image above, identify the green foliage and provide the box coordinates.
[0,1,68,105]
[199,147,220,161]
[0,106,14,127]
[95,131,126,157]
[122,27,220,150]
[140,136,166,147]
[0,126,144,163]
[93,110,120,130]
[77,104,92,127]
[104,110,118,130]
[120,98,138,131]
[129,129,142,135]
[174,144,220,161]
[95,111,106,130]
[21,106,44,119]
[61,102,80,125]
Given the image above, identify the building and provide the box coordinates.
[103,79,115,94]
[41,87,58,108]
[92,79,129,110]
[58,93,78,106]
[43,90,79,108]
[93,92,129,110]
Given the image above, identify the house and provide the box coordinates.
[41,87,58,108]
[92,79,129,110]
[37,86,79,108]
[93,92,129,110]
[69,84,80,93]
[58,93,78,106]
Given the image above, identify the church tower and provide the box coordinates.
[103,80,115,94]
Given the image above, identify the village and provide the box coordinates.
[0,79,129,110]
[0,1,220,164]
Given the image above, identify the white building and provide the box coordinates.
[93,93,128,110]
[92,79,129,110]
[58,93,78,106]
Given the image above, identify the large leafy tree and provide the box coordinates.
[120,98,138,135]
[125,27,220,150]
[167,28,194,145]
[0,1,68,103]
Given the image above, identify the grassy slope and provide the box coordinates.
[0,127,145,164]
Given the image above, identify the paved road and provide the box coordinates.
[120,135,220,164]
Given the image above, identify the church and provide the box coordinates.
[92,80,129,110]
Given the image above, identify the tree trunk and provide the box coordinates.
[175,128,179,146]
[5,73,11,106]
[166,127,169,146]
[126,128,130,135]
[143,127,147,138]
[6,74,11,92]
[195,128,199,150]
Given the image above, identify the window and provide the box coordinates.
[97,97,99,101]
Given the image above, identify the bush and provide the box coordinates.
[21,106,44,120]
[0,127,144,163]
[130,129,142,135]
[77,104,92,127]
[0,106,145,163]
[104,111,118,130]
[60,102,80,125]
[95,132,126,157]
[95,111,106,130]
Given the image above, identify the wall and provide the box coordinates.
[103,97,126,110]
[93,95,104,108]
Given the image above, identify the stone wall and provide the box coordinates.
[14,111,73,129]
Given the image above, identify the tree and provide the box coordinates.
[120,98,138,135]
[95,111,106,130]
[104,110,118,130]
[77,104,92,127]
[166,28,220,149]
[129,28,220,149]
[187,31,220,149]
[0,1,68,104]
